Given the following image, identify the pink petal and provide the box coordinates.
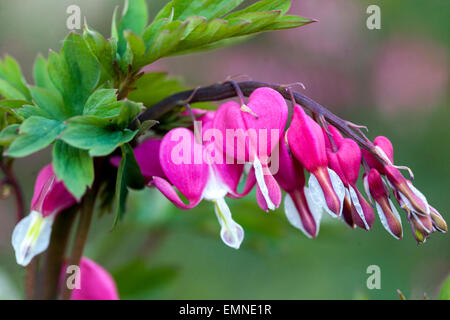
[336,139,361,186]
[273,134,306,192]
[158,128,209,206]
[285,189,320,238]
[68,257,119,300]
[287,105,327,172]
[31,164,76,218]
[255,163,282,211]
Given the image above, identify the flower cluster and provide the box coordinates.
[11,87,447,270]
[115,87,447,247]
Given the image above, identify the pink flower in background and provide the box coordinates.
[372,37,448,113]
[12,164,76,266]
[64,257,119,300]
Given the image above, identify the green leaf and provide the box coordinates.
[0,55,31,100]
[128,72,185,107]
[52,140,94,199]
[83,24,117,80]
[113,143,145,227]
[60,115,137,156]
[0,78,27,100]
[0,124,20,146]
[439,275,450,300]
[0,99,29,120]
[48,32,100,115]
[128,72,214,109]
[155,0,244,21]
[116,100,143,129]
[83,88,118,115]
[143,0,312,63]
[29,86,68,121]
[33,55,57,91]
[124,31,147,70]
[7,116,66,157]
[117,0,149,55]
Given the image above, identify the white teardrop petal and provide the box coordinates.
[213,198,244,249]
[349,185,369,230]
[328,168,345,216]
[307,173,333,217]
[375,200,402,239]
[252,156,275,210]
[284,193,313,238]
[12,211,55,267]
[303,186,323,236]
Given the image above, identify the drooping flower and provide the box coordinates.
[362,135,446,242]
[152,125,254,249]
[287,105,345,217]
[63,257,119,300]
[322,127,374,230]
[212,87,288,212]
[367,168,403,239]
[12,164,76,266]
[362,136,429,216]
[274,134,323,238]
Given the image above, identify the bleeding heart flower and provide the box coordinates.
[12,164,76,266]
[63,257,119,300]
[274,134,322,238]
[212,87,287,212]
[153,127,253,249]
[287,105,345,217]
[367,168,403,239]
[324,134,375,230]
[362,136,429,216]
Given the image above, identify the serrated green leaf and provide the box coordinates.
[143,0,312,63]
[29,86,68,121]
[48,32,100,115]
[61,115,137,156]
[7,116,66,157]
[117,0,148,55]
[0,55,31,100]
[439,275,450,300]
[226,0,291,18]
[112,143,145,227]
[0,124,20,146]
[33,55,57,91]
[155,0,244,21]
[52,140,94,199]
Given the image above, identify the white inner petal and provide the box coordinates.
[304,186,323,236]
[253,156,275,210]
[375,199,402,240]
[213,197,244,249]
[307,173,333,217]
[284,193,311,238]
[328,168,345,216]
[349,185,369,230]
[12,211,55,267]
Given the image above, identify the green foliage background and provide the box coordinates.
[0,0,448,299]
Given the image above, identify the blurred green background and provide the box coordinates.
[0,0,448,299]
